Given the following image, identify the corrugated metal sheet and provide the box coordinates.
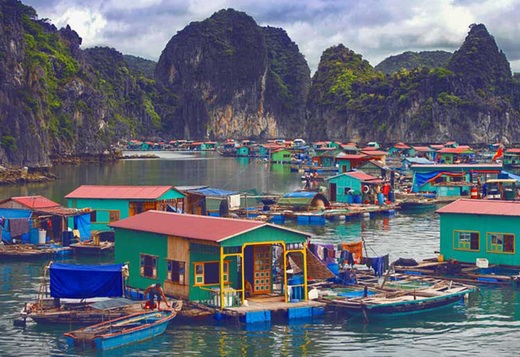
[12,196,60,208]
[65,185,175,199]
[110,211,266,242]
[436,199,520,216]
[346,171,380,182]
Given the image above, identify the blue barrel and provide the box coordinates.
[353,195,362,204]
[346,194,353,204]
[377,193,385,205]
[388,191,395,202]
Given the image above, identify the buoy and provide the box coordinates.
[362,185,370,194]
[470,186,478,199]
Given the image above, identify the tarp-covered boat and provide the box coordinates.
[64,308,176,350]
[21,262,144,324]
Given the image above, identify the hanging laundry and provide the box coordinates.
[340,241,363,264]
[8,218,29,238]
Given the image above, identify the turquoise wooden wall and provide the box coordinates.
[327,174,361,202]
[69,198,129,231]
[440,213,520,266]
[114,229,168,290]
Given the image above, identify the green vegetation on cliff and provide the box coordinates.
[375,51,452,75]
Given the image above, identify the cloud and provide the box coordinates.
[22,0,520,72]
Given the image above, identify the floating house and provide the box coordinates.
[401,157,435,173]
[503,148,520,168]
[388,142,412,157]
[410,163,502,197]
[437,199,520,266]
[437,146,474,164]
[412,146,437,161]
[65,185,186,231]
[271,148,292,163]
[357,160,391,181]
[325,171,384,204]
[110,211,310,309]
[0,196,92,244]
[335,153,369,173]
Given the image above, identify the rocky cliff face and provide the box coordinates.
[0,0,160,168]
[307,24,520,145]
[155,9,310,140]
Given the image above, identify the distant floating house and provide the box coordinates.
[325,171,384,204]
[437,199,520,266]
[65,185,186,231]
[110,211,311,308]
[335,153,369,173]
[410,163,502,197]
[437,146,474,164]
[401,157,435,173]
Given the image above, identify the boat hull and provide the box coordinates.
[64,309,176,350]
[329,290,470,319]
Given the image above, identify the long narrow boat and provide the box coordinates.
[64,309,176,350]
[321,281,476,322]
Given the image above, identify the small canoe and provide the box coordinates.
[64,309,176,350]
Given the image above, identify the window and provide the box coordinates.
[109,210,120,222]
[487,233,515,254]
[193,261,230,286]
[454,231,479,251]
[90,211,97,223]
[140,254,157,278]
[167,260,186,285]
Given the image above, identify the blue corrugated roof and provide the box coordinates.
[402,157,434,164]
[189,187,239,197]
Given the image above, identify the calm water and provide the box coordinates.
[1,152,520,356]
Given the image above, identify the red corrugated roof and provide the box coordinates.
[65,185,177,199]
[110,211,301,242]
[437,199,520,216]
[505,148,520,154]
[346,171,381,182]
[361,150,388,156]
[12,196,60,209]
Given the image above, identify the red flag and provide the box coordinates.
[492,146,503,161]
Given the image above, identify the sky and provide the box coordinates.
[22,0,520,74]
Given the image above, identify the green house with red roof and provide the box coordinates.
[437,199,520,266]
[110,211,310,309]
[66,185,186,231]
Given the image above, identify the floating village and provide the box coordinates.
[4,138,520,350]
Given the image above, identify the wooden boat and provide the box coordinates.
[321,280,476,322]
[69,240,114,254]
[64,309,177,350]
[22,297,147,325]
[0,244,71,260]
[398,198,436,212]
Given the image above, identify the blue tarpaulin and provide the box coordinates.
[189,187,239,196]
[50,263,124,298]
[73,213,91,242]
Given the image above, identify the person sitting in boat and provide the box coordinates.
[144,283,170,310]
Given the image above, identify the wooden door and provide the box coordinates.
[253,245,271,295]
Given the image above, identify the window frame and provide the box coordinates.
[453,230,480,251]
[487,232,515,254]
[167,260,186,285]
[140,254,158,279]
[193,261,230,286]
